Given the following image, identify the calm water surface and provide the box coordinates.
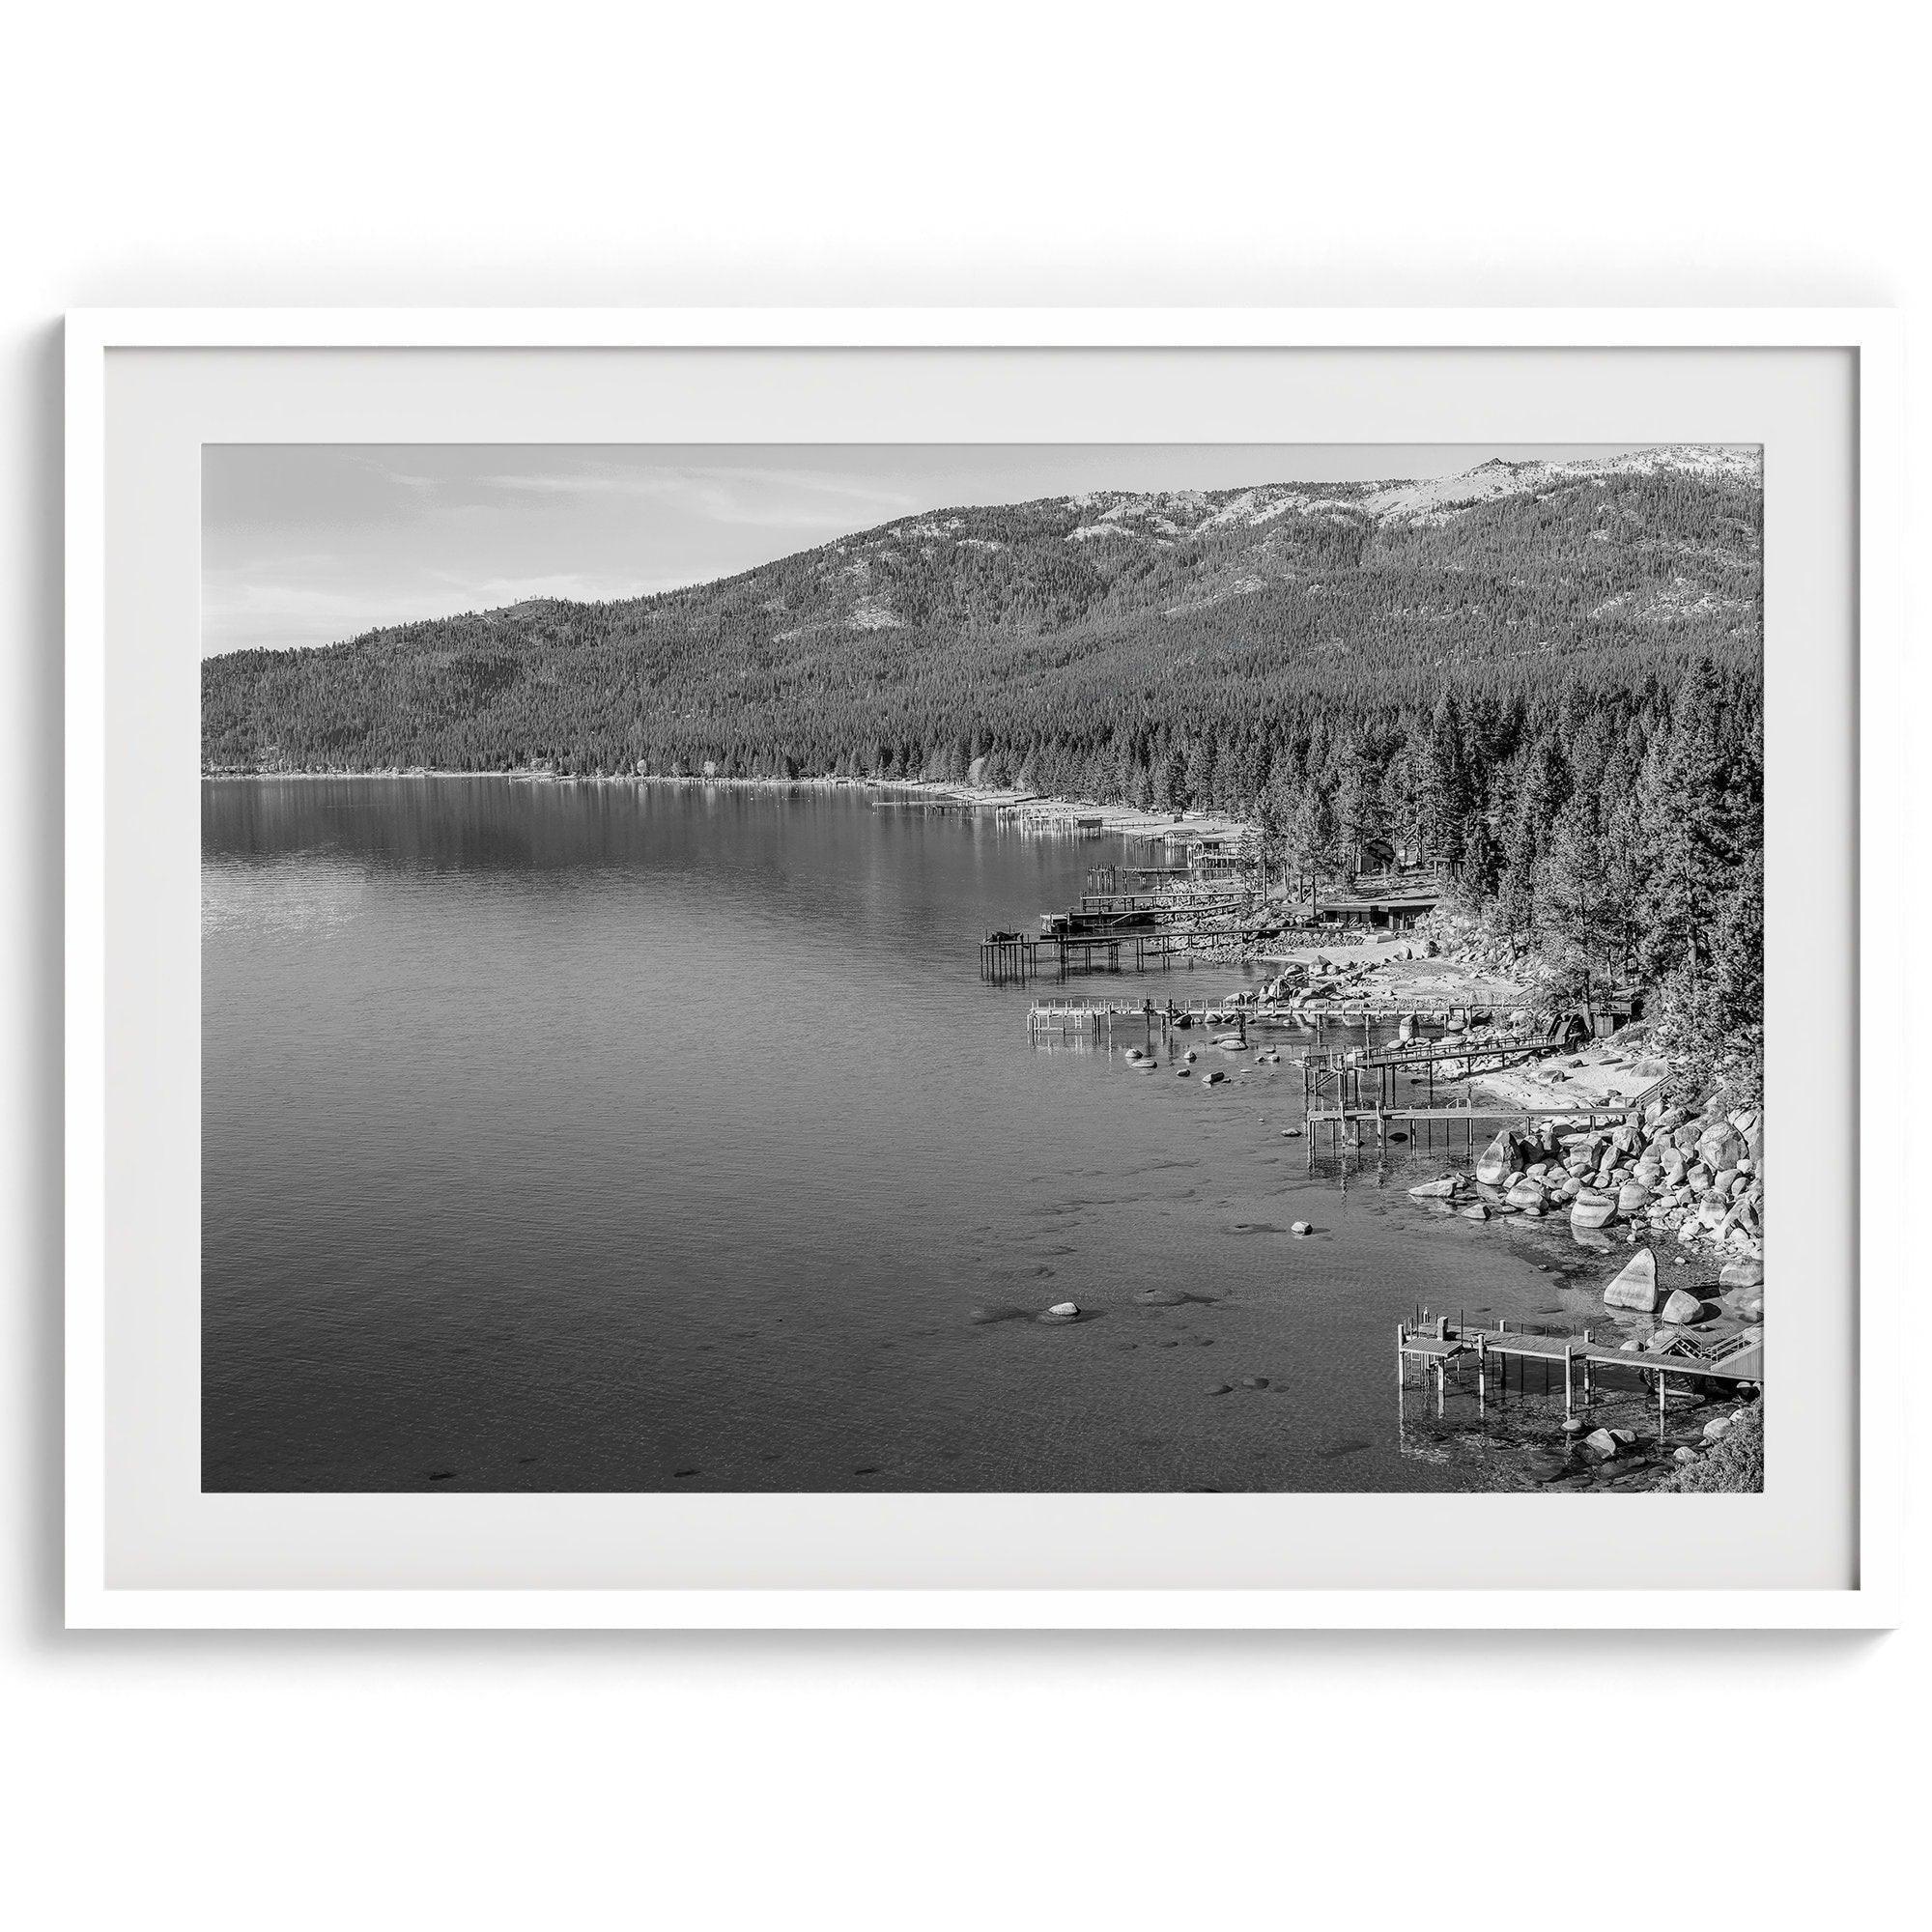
[203,779,1668,1492]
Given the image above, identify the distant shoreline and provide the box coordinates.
[200,768,1258,845]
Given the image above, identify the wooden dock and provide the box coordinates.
[984,923,1262,980]
[1023,997,1520,1037]
[1398,1312,1763,1436]
[1301,1034,1562,1114]
[1306,1071,1666,1140]
[1027,997,1250,1037]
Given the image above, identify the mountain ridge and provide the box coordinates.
[201,444,1762,784]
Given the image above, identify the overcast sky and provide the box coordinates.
[201,443,1650,656]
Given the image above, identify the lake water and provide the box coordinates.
[203,778,1680,1492]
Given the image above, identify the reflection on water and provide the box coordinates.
[203,780,1721,1492]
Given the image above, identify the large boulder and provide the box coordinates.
[1717,1198,1756,1240]
[1617,1180,1652,1215]
[1604,1247,1662,1313]
[1571,1192,1618,1230]
[1720,1259,1766,1290]
[1475,1132,1516,1185]
[1407,1177,1462,1198]
[1581,1428,1621,1460]
[1505,1179,1548,1211]
[1661,1288,1709,1325]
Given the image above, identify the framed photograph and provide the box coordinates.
[65,309,1901,1629]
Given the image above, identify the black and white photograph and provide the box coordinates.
[16,5,1928,1927]
[201,440,1766,1496]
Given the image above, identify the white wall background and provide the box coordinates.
[4,5,1922,1926]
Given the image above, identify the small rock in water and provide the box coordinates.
[1561,1418,1585,1435]
[1291,1221,1314,1236]
[1039,1301,1081,1321]
[1582,1428,1621,1460]
[1673,1446,1698,1463]
[1280,1127,1303,1139]
[1176,1066,1191,1077]
[1242,1376,1270,1390]
[1204,1382,1234,1396]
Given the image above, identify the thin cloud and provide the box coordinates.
[202,566,698,654]
[471,460,920,527]
[345,455,442,492]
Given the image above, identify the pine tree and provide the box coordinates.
[1536,801,1617,1008]
[1181,732,1214,811]
[1707,843,1765,1080]
[1291,783,1343,881]
[1333,732,1388,869]
[1638,659,1749,996]
[1420,692,1471,867]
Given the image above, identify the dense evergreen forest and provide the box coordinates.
[203,448,1764,1076]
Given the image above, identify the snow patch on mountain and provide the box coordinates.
[1361,446,1759,527]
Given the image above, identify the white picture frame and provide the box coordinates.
[65,308,1904,1630]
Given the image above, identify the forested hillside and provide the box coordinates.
[204,446,1763,1073]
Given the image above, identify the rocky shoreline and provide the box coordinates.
[1267,925,1767,1492]
[1391,1027,1764,1489]
[1402,1046,1764,1300]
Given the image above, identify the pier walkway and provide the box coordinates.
[985,924,1266,980]
[1024,996,1524,1036]
[1302,1035,1561,1114]
[1398,1312,1763,1435]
